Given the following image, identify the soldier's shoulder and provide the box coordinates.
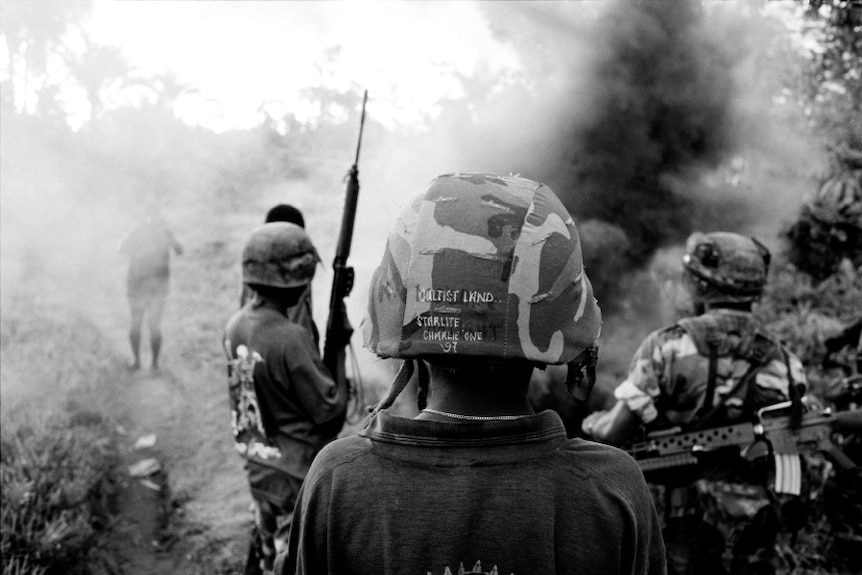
[639,324,688,349]
[564,438,638,470]
[562,439,648,492]
[305,435,371,480]
[224,306,248,334]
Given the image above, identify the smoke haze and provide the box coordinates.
[1,0,827,395]
[354,0,826,385]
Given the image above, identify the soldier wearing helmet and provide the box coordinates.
[786,169,862,282]
[224,222,348,574]
[239,204,320,348]
[582,231,808,575]
[276,174,665,575]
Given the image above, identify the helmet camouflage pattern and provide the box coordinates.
[361,173,602,365]
[807,169,862,227]
[242,222,320,288]
[682,231,770,304]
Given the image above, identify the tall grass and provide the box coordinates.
[1,293,123,575]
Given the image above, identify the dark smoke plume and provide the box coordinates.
[537,0,739,305]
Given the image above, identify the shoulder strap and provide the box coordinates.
[688,357,763,431]
[677,316,720,416]
[689,335,779,431]
[700,336,720,413]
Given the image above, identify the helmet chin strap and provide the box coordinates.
[366,359,416,421]
[565,345,599,402]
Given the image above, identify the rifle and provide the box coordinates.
[629,402,862,495]
[323,90,368,422]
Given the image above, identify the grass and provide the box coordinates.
[1,293,124,575]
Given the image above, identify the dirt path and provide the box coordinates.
[103,370,193,573]
[73,202,388,574]
[99,354,250,574]
[87,213,255,575]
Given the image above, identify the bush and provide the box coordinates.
[1,410,119,575]
[757,259,862,397]
[1,295,123,575]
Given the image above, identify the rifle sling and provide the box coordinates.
[689,354,763,432]
[703,341,718,412]
[781,348,803,429]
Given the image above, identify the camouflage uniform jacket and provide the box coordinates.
[614,308,806,431]
[615,308,810,573]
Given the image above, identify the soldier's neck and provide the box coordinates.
[418,378,534,420]
[253,295,290,316]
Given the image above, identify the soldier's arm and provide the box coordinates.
[285,328,348,425]
[584,330,670,444]
[582,400,641,445]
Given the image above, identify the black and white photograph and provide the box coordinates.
[1,1,860,574]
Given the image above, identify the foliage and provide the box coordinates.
[0,0,93,116]
[797,0,862,170]
[758,260,861,388]
[784,200,862,283]
[0,410,119,575]
[0,297,123,575]
[779,2,862,283]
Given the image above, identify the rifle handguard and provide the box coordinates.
[340,266,355,297]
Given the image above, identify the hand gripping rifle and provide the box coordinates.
[629,402,862,495]
[323,90,367,423]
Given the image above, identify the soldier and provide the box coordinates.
[582,231,808,575]
[224,223,349,574]
[240,204,319,348]
[785,169,862,282]
[276,173,666,575]
[120,214,183,370]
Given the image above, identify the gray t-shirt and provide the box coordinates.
[278,410,666,575]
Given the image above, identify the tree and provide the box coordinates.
[783,1,862,281]
[66,34,130,121]
[798,0,862,169]
[0,0,91,115]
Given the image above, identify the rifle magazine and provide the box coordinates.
[774,453,802,495]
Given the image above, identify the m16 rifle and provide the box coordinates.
[322,90,368,424]
[629,402,861,495]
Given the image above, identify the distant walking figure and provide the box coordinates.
[120,215,183,370]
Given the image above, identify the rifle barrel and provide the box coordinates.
[833,408,862,433]
[354,91,368,167]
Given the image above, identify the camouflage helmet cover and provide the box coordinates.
[361,173,602,365]
[807,169,862,227]
[682,231,770,304]
[242,222,320,288]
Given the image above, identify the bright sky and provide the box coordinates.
[86,0,520,132]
